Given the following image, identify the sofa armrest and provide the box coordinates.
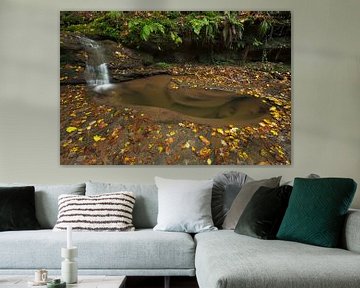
[342,209,360,253]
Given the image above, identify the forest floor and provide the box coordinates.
[60,62,291,165]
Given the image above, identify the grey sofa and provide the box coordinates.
[0,181,359,288]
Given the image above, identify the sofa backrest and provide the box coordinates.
[86,181,158,229]
[0,183,86,228]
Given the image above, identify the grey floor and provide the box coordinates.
[126,276,199,288]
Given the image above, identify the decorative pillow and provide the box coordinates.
[53,192,136,231]
[153,177,217,233]
[235,185,293,239]
[0,182,86,228]
[0,186,41,231]
[212,171,250,228]
[222,176,281,230]
[277,178,357,248]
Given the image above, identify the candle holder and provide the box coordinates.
[61,247,78,284]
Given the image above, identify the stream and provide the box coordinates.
[91,75,269,126]
[80,36,270,126]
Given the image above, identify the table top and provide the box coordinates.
[0,275,126,288]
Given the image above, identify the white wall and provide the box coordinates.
[0,0,359,208]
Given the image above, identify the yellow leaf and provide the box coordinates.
[66,127,77,133]
[158,146,164,153]
[199,135,210,146]
[70,147,79,153]
[269,106,277,112]
[216,128,224,135]
[221,140,228,146]
[182,141,191,149]
[207,158,212,165]
[199,147,211,157]
[270,130,278,136]
[93,135,105,142]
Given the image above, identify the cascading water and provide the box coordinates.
[78,36,111,88]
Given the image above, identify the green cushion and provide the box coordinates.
[235,185,292,239]
[277,178,357,247]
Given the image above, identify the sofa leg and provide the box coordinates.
[164,276,170,288]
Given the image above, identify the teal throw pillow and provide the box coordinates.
[277,178,357,247]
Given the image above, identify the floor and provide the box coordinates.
[126,276,199,288]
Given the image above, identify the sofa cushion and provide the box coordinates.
[0,183,86,229]
[212,171,250,228]
[0,186,40,231]
[277,178,357,248]
[86,181,158,229]
[222,177,281,229]
[342,209,360,253]
[0,229,195,272]
[234,185,292,239]
[53,192,136,232]
[153,177,216,233]
[195,230,360,288]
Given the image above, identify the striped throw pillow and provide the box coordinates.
[53,192,136,231]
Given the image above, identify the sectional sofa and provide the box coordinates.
[0,179,359,288]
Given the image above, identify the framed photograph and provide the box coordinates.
[60,11,291,165]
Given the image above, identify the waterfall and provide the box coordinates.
[78,36,111,87]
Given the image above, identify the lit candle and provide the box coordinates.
[67,225,72,249]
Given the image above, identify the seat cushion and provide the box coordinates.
[195,230,360,288]
[0,229,195,271]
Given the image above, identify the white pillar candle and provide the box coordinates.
[67,225,72,249]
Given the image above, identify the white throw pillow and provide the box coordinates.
[53,192,135,231]
[153,177,217,233]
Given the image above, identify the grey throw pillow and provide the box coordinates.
[153,177,217,233]
[212,171,250,228]
[222,177,281,230]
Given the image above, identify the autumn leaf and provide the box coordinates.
[182,141,191,149]
[199,135,210,146]
[70,147,79,153]
[269,106,277,112]
[93,135,105,142]
[66,126,77,133]
[199,147,211,158]
[216,128,224,135]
